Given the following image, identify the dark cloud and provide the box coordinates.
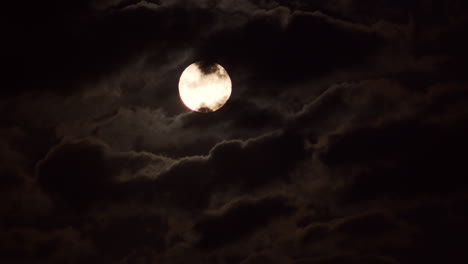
[195,61,221,75]
[194,196,295,249]
[2,1,220,97]
[2,0,468,263]
[395,199,468,263]
[178,99,285,136]
[87,214,167,263]
[0,142,27,190]
[321,119,468,202]
[0,227,94,264]
[36,130,304,213]
[37,138,172,210]
[38,139,112,209]
[332,211,397,237]
[149,131,305,210]
[195,9,382,96]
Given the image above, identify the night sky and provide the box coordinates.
[2,1,468,263]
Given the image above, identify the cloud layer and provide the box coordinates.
[2,0,468,263]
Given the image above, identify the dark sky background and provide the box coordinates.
[1,0,468,263]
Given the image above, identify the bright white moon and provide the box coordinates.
[178,62,232,112]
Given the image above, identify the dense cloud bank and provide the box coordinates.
[1,0,468,263]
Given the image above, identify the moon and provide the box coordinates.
[178,62,232,113]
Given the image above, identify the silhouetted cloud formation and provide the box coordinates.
[1,0,468,263]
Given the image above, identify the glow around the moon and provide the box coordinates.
[178,62,232,112]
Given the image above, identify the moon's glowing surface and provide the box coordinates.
[178,62,232,112]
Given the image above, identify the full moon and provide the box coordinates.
[178,62,232,112]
